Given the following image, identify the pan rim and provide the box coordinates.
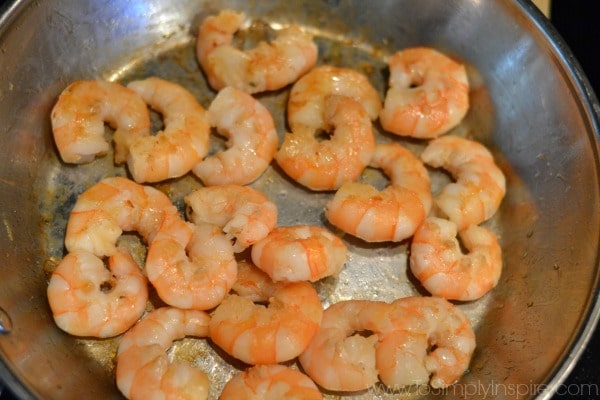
[0,0,599,398]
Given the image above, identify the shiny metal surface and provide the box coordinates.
[0,0,599,399]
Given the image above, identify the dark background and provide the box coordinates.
[0,0,599,399]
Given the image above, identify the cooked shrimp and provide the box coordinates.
[420,135,506,230]
[250,225,347,282]
[380,47,469,138]
[116,307,211,400]
[192,87,279,186]
[126,77,210,183]
[275,95,376,191]
[376,296,476,389]
[185,185,277,253]
[298,300,390,392]
[286,65,382,132]
[145,215,237,310]
[196,10,317,94]
[51,80,151,164]
[47,250,148,338]
[325,142,432,242]
[409,217,502,301]
[209,262,323,365]
[220,365,322,400]
[299,297,475,391]
[230,260,276,302]
[64,177,178,258]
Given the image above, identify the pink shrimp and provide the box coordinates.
[64,176,178,258]
[325,142,432,242]
[409,217,502,301]
[184,185,277,253]
[116,307,211,400]
[50,80,151,164]
[420,135,506,230]
[380,47,469,138]
[192,86,279,186]
[126,77,211,183]
[298,300,389,392]
[376,296,476,389]
[209,261,323,365]
[250,225,348,282]
[286,65,382,132]
[220,365,322,400]
[196,9,317,94]
[145,215,237,310]
[299,297,476,391]
[47,249,147,338]
[275,95,376,191]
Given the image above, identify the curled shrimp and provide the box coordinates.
[275,95,376,191]
[409,217,502,301]
[192,86,279,186]
[47,250,148,338]
[286,65,382,132]
[64,176,178,258]
[145,215,237,310]
[184,185,277,253]
[376,296,476,389]
[298,300,389,392]
[380,47,469,139]
[50,80,151,164]
[116,307,211,400]
[209,261,323,365]
[421,135,506,230]
[299,297,476,391]
[196,10,317,94]
[250,225,348,282]
[220,364,322,400]
[325,142,432,242]
[126,77,211,183]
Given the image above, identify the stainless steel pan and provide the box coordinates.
[0,0,599,399]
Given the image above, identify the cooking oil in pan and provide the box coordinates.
[39,26,499,399]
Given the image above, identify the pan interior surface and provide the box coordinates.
[0,0,599,399]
